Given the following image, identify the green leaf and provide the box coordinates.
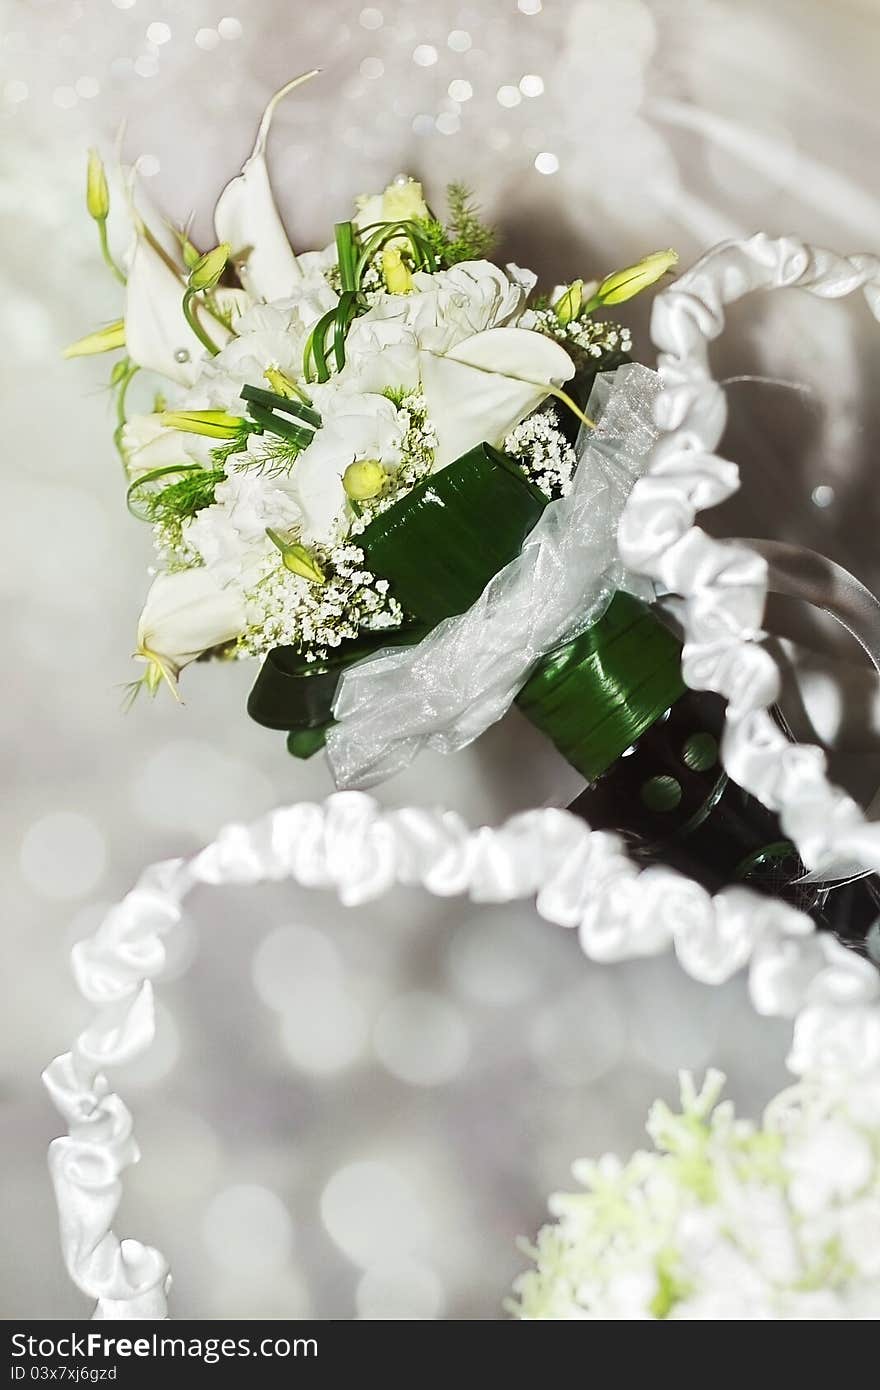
[287,725,329,759]
[247,624,429,732]
[358,443,548,626]
[515,591,686,782]
[240,383,322,429]
[334,220,359,294]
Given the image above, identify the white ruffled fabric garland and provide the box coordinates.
[618,233,880,879]
[43,793,880,1319]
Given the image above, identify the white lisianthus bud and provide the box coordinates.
[86,149,110,222]
[135,568,246,694]
[159,409,243,439]
[62,320,126,358]
[552,279,583,325]
[380,247,413,295]
[266,528,326,584]
[342,459,386,501]
[264,366,300,399]
[589,249,679,308]
[188,242,231,293]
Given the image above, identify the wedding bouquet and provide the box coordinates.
[67,74,680,759]
[67,74,879,939]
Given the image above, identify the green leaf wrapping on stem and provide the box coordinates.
[246,401,314,450]
[357,443,549,626]
[247,624,429,733]
[240,384,322,428]
[248,436,686,784]
[515,591,686,782]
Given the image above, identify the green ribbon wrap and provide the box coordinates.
[248,438,684,784]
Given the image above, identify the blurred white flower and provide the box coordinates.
[185,469,302,587]
[512,1069,880,1320]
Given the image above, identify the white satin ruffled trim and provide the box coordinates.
[619,233,880,879]
[44,792,880,1318]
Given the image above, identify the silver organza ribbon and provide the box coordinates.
[326,362,661,789]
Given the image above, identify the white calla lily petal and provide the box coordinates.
[125,230,234,387]
[125,235,204,386]
[214,72,319,302]
[419,327,575,469]
[130,178,187,269]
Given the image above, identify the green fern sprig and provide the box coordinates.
[419,182,497,268]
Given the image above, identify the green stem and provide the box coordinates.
[182,288,222,357]
[97,219,127,286]
[547,385,595,431]
[335,221,359,293]
[113,363,139,468]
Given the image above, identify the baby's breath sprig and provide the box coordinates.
[238,542,404,663]
[504,407,578,499]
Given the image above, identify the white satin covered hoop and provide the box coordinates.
[619,233,880,878]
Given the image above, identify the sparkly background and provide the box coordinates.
[3,0,880,1320]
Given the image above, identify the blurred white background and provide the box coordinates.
[2,0,879,1319]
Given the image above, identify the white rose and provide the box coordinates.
[136,567,246,690]
[194,283,337,410]
[361,259,532,353]
[291,389,406,543]
[339,318,421,395]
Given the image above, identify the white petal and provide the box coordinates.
[214,73,319,302]
[125,229,234,386]
[122,414,215,475]
[137,569,246,671]
[125,236,201,386]
[130,177,186,269]
[419,327,574,469]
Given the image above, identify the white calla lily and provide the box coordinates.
[135,568,246,694]
[419,327,576,469]
[125,233,206,387]
[214,72,319,303]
